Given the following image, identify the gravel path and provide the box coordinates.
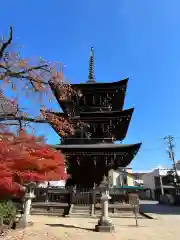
[2,201,180,240]
[1,213,180,240]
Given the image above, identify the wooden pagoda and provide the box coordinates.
[50,47,142,188]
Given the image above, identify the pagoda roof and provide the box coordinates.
[50,108,134,120]
[52,142,141,150]
[72,78,128,90]
[77,108,134,119]
[52,142,141,168]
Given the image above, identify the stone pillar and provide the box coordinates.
[95,190,114,232]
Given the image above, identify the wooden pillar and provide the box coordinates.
[68,186,76,215]
[45,182,50,203]
[91,184,96,216]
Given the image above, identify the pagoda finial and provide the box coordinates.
[87,47,96,83]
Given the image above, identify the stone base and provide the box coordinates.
[95,219,115,232]
[95,224,114,232]
[15,220,33,229]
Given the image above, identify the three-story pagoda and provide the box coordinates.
[50,48,142,188]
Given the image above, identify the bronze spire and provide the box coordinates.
[87,47,96,83]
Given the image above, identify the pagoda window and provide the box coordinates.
[101,123,105,132]
[110,156,115,167]
[93,157,97,166]
[102,97,107,107]
[85,95,89,105]
[108,105,112,111]
[102,96,112,108]
[100,96,102,105]
[107,93,112,101]
[91,124,96,133]
[76,157,80,166]
[92,95,95,104]
[105,156,108,166]
[91,94,98,105]
[106,124,111,137]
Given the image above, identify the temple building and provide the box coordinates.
[50,47,142,189]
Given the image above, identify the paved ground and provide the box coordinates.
[140,200,180,215]
[2,202,180,240]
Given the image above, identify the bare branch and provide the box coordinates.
[0,27,77,137]
[0,115,48,123]
[0,64,49,82]
[0,26,12,59]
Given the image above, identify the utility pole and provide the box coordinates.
[164,135,179,186]
[159,174,164,195]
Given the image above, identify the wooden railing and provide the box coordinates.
[30,187,141,217]
[33,186,140,205]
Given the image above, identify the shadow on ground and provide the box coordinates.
[140,200,180,215]
[46,223,95,232]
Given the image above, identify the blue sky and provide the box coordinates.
[1,0,180,171]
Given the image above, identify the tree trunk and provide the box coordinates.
[0,216,4,234]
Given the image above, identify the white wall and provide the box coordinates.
[142,168,180,190]
[142,172,156,189]
[176,161,180,170]
[38,180,65,188]
[108,169,120,186]
[108,168,133,187]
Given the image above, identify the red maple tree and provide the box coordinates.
[0,129,68,199]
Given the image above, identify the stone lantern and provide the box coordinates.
[17,182,36,228]
[95,176,115,232]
